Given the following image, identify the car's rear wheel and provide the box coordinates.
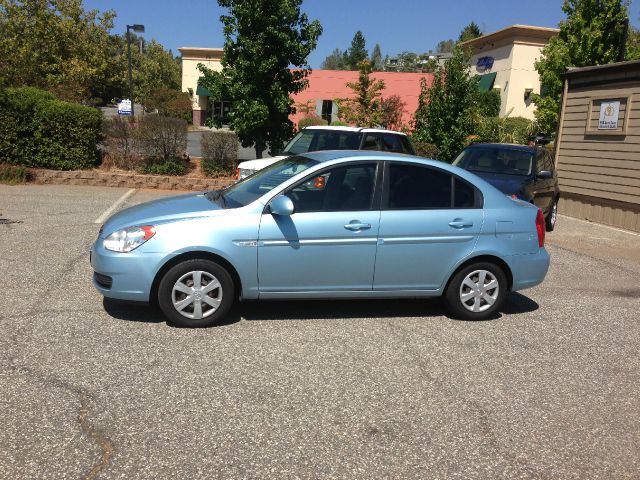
[444,262,507,320]
[158,259,234,327]
[545,198,558,232]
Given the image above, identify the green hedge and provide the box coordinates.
[0,87,102,170]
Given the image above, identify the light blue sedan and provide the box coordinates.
[91,151,550,327]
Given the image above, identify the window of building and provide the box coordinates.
[321,100,333,123]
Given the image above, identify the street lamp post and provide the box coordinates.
[126,24,145,118]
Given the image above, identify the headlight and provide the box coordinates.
[103,225,155,253]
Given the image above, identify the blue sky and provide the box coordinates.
[85,0,640,67]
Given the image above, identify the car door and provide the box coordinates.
[258,162,381,293]
[373,161,484,291]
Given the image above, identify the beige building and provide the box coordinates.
[555,60,640,232]
[178,47,224,125]
[461,25,559,119]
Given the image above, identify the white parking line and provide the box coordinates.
[94,189,136,224]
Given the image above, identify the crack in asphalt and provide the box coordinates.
[3,238,116,479]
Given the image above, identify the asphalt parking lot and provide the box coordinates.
[1,184,639,479]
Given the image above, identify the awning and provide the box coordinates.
[477,72,497,91]
[196,85,212,96]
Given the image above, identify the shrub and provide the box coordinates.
[0,87,101,170]
[475,116,534,145]
[142,88,192,123]
[298,115,328,130]
[102,117,139,170]
[412,140,439,159]
[135,114,187,162]
[201,130,238,176]
[142,159,187,176]
[0,164,30,184]
[476,89,501,117]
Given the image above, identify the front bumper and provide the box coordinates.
[90,241,168,302]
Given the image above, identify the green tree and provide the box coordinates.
[198,0,322,158]
[436,39,455,53]
[337,60,385,127]
[0,0,115,103]
[370,43,384,71]
[458,22,482,43]
[321,48,346,70]
[346,31,368,70]
[533,0,630,134]
[412,47,478,162]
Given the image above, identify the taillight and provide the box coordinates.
[535,209,545,247]
[235,168,240,180]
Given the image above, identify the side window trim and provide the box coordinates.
[281,160,382,212]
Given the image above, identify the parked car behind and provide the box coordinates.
[453,143,560,231]
[91,151,550,328]
[236,126,415,179]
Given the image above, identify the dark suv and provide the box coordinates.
[453,143,560,231]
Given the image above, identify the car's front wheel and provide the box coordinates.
[157,259,234,327]
[444,262,507,320]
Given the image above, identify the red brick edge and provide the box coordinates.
[29,169,235,191]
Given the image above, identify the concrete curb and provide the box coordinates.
[29,169,235,191]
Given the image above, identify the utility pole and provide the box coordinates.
[126,24,145,118]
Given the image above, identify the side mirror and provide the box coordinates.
[537,170,553,179]
[269,195,295,216]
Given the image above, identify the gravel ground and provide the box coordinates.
[0,185,638,479]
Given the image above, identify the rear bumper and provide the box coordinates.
[506,248,550,291]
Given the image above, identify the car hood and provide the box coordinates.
[238,155,286,171]
[99,192,226,237]
[471,172,529,196]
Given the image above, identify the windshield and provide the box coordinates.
[282,129,361,155]
[453,147,533,176]
[206,156,319,208]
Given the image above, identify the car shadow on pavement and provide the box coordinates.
[103,292,539,327]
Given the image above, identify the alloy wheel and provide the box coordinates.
[171,270,222,320]
[459,269,500,313]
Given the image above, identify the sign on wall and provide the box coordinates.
[598,100,620,130]
[476,57,494,73]
[118,99,132,116]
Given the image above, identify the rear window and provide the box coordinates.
[453,147,533,176]
[283,129,361,155]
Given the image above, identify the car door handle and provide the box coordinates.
[344,222,371,231]
[449,220,474,229]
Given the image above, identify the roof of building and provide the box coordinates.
[460,24,559,49]
[178,47,224,59]
[565,59,640,77]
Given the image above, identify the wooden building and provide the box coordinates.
[555,60,640,232]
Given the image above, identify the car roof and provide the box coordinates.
[465,143,535,152]
[304,126,408,136]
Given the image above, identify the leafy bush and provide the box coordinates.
[102,117,140,170]
[135,114,187,162]
[329,120,348,127]
[0,87,101,169]
[142,159,186,176]
[475,116,534,145]
[201,130,238,176]
[412,140,439,159]
[142,88,192,123]
[476,89,501,117]
[0,164,30,184]
[298,115,328,130]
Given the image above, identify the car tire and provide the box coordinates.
[157,259,234,328]
[545,198,558,232]
[444,262,507,320]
